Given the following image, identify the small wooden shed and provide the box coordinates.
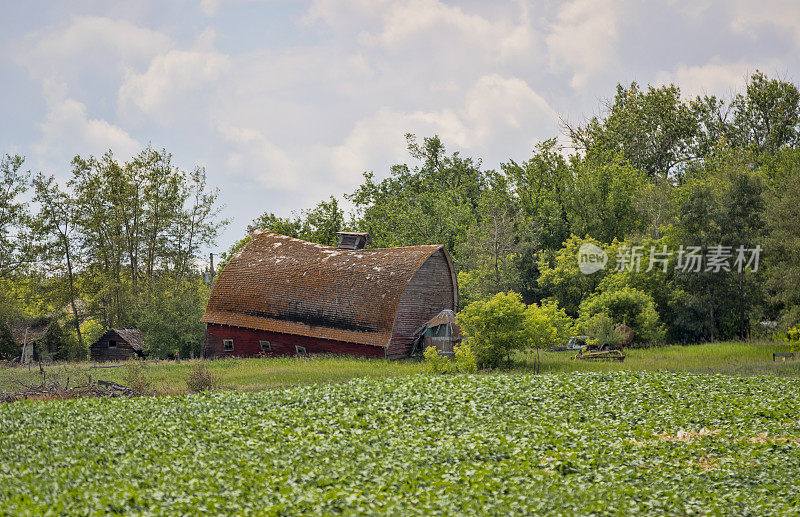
[12,319,52,363]
[90,329,145,362]
[413,309,463,356]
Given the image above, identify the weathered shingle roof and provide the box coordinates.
[113,329,144,351]
[12,320,50,344]
[201,231,444,347]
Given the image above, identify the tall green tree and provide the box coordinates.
[139,277,210,359]
[729,71,800,155]
[504,139,572,251]
[0,154,33,278]
[764,155,800,326]
[666,152,765,340]
[348,134,484,259]
[566,82,700,179]
[32,174,85,354]
[457,172,523,304]
[70,147,225,327]
[567,151,649,242]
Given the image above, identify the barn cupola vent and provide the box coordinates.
[336,231,372,250]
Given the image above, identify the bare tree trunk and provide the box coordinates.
[62,234,84,354]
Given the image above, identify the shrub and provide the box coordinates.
[0,321,19,361]
[123,361,152,396]
[457,292,529,368]
[424,342,477,374]
[536,235,611,316]
[458,292,575,368]
[782,326,800,353]
[423,345,454,374]
[140,280,210,359]
[454,341,477,373]
[578,287,664,344]
[525,304,560,350]
[538,301,575,344]
[582,313,626,349]
[186,362,221,393]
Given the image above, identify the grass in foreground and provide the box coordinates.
[1,371,799,515]
[0,355,425,396]
[0,340,797,397]
[525,340,800,377]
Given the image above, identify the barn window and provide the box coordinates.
[108,340,117,348]
[295,345,307,356]
[223,339,234,351]
[260,340,271,352]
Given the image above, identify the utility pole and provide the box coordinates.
[204,253,216,285]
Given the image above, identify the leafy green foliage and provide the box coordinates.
[537,235,612,316]
[567,82,701,179]
[423,345,453,374]
[453,341,477,373]
[347,134,483,258]
[781,327,800,353]
[729,71,800,155]
[578,287,664,344]
[765,158,800,327]
[423,342,477,374]
[457,292,529,368]
[456,172,523,300]
[138,279,210,359]
[581,313,626,348]
[537,300,575,345]
[0,320,18,360]
[0,154,33,278]
[1,372,800,514]
[458,292,568,368]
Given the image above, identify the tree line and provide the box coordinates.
[230,71,800,346]
[3,70,800,361]
[0,148,225,360]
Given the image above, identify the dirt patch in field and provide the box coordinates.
[655,428,722,442]
[694,456,719,471]
[746,434,800,445]
[631,428,722,446]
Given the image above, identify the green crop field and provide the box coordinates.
[2,371,799,515]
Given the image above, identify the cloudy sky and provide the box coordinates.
[2,0,799,253]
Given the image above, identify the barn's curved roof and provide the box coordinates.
[201,231,446,347]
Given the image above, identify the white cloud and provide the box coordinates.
[119,49,231,123]
[34,80,140,161]
[727,1,800,47]
[655,61,755,98]
[322,74,558,185]
[217,123,299,190]
[19,16,172,79]
[307,0,540,67]
[200,0,221,17]
[462,74,558,146]
[546,0,621,88]
[372,0,536,61]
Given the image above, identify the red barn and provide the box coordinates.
[201,230,458,359]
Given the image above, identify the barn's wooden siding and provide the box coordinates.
[386,248,457,359]
[205,323,385,358]
[90,331,141,362]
